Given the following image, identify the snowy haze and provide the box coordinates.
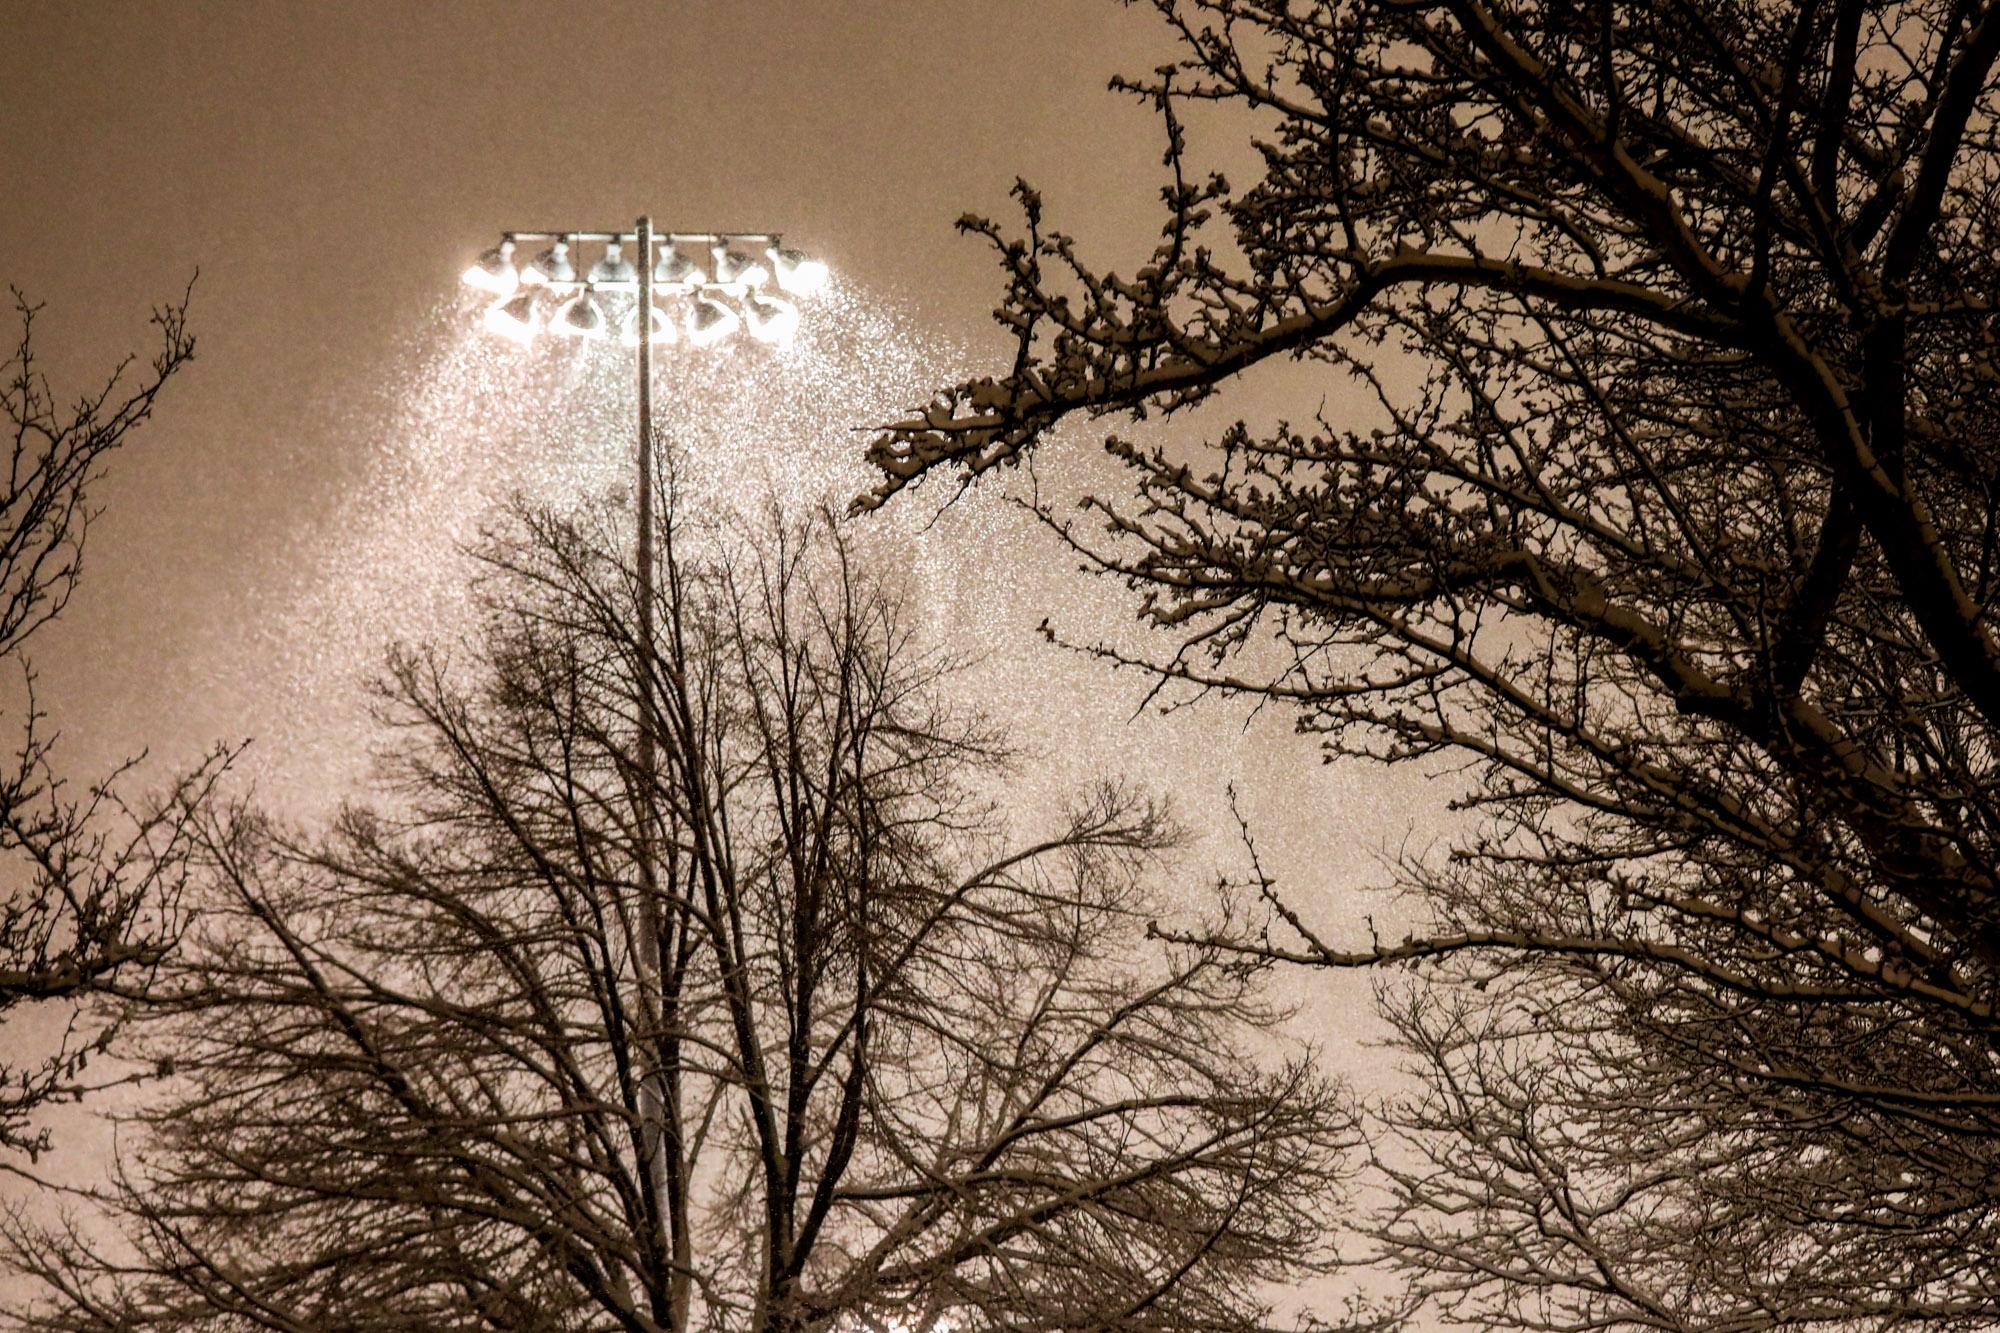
[0,6,1452,1316]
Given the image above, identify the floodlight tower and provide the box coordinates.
[460,214,827,782]
[460,218,827,1305]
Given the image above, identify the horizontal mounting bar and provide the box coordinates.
[497,230,782,246]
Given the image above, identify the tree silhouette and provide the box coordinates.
[7,493,1367,1333]
[860,0,2000,1323]
[0,288,220,1166]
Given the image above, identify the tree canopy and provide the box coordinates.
[860,0,2000,1324]
[0,288,218,1166]
[7,495,1363,1333]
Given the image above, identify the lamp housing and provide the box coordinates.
[768,247,828,296]
[654,248,703,290]
[483,290,540,344]
[462,241,519,296]
[745,294,800,345]
[619,302,677,347]
[522,239,576,286]
[588,241,638,288]
[687,296,740,347]
[710,246,768,291]
[550,289,610,340]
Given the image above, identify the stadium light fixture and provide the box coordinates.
[458,216,826,1247]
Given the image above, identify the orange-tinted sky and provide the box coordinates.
[2,1,1195,770]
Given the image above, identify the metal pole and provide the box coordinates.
[636,214,656,792]
[632,215,680,1323]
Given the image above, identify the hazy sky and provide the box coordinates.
[1,1,1447,1129]
[3,2,1167,758]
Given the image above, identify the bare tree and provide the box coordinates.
[1362,943,2000,1330]
[0,288,219,1165]
[5,491,1368,1333]
[856,0,2000,1324]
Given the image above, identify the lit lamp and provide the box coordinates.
[620,302,676,347]
[768,247,828,296]
[588,241,639,289]
[461,227,823,355]
[462,241,518,296]
[654,247,703,290]
[482,290,539,344]
[687,296,741,347]
[551,289,610,340]
[521,238,575,286]
[745,294,799,345]
[710,245,768,292]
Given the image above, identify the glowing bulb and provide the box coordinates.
[482,291,539,344]
[768,247,828,296]
[588,241,638,287]
[710,246,768,291]
[619,302,677,347]
[745,293,799,345]
[687,296,740,347]
[654,248,702,290]
[461,241,518,296]
[521,239,575,286]
[550,289,609,340]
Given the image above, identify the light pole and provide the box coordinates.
[460,218,827,1327]
[460,215,827,828]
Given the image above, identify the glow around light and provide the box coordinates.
[711,246,769,292]
[588,241,638,288]
[619,302,677,347]
[687,296,740,347]
[654,248,702,290]
[461,241,518,296]
[482,290,539,344]
[745,293,799,345]
[550,289,609,340]
[468,230,824,349]
[521,239,575,286]
[768,247,829,296]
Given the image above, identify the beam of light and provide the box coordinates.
[687,295,740,347]
[460,241,518,296]
[550,289,610,340]
[587,241,638,289]
[619,301,677,347]
[654,248,703,291]
[768,247,829,296]
[710,245,769,292]
[521,239,575,286]
[257,281,1005,812]
[481,290,540,344]
[745,293,799,346]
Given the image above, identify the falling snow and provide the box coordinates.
[248,282,1002,800]
[182,278,1418,1072]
